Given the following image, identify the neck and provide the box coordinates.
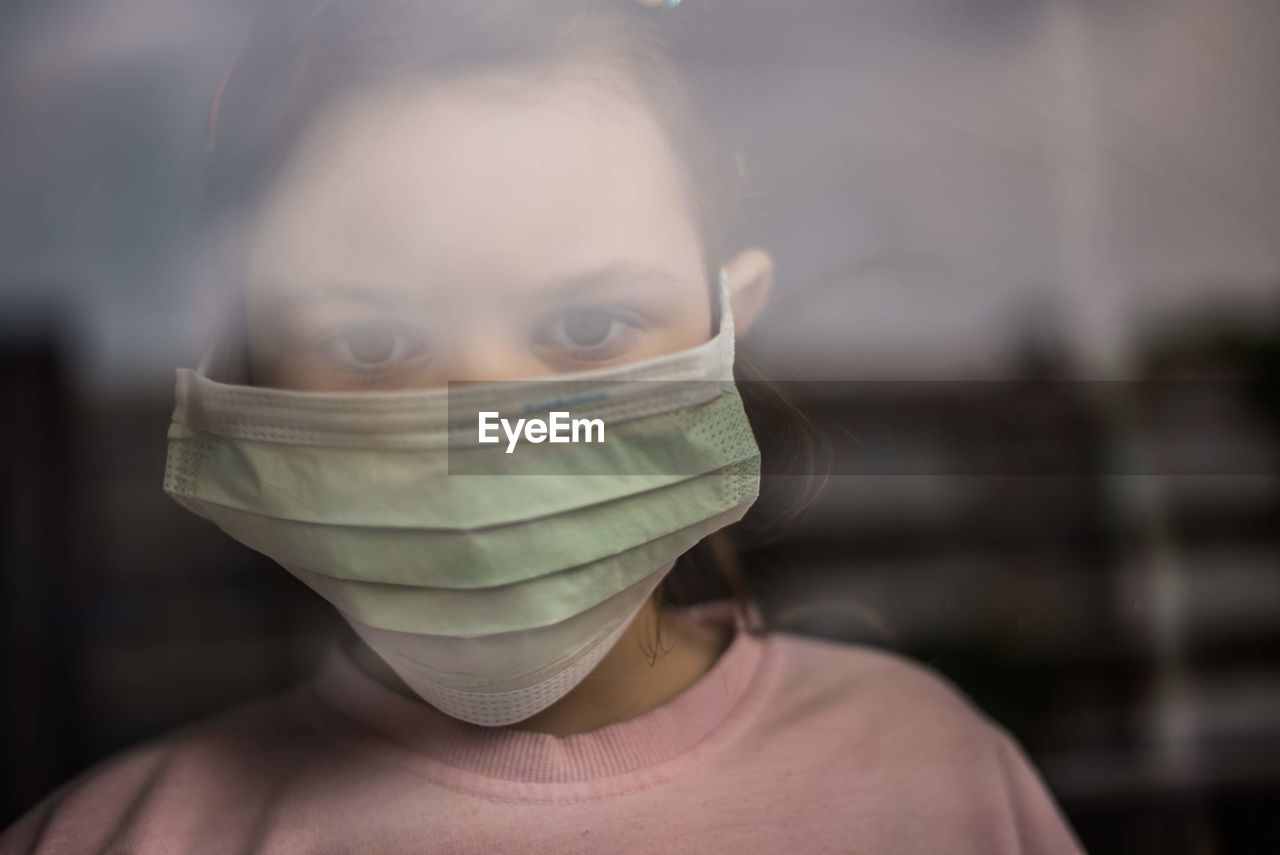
[343,596,733,736]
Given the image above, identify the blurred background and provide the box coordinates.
[2,0,1278,852]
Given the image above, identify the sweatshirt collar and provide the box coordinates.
[308,601,768,784]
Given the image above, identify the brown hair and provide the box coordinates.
[655,351,828,647]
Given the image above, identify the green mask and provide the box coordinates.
[164,282,760,725]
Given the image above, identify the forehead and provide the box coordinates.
[247,72,704,302]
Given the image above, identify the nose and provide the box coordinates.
[445,334,547,384]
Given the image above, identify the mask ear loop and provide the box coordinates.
[716,266,737,376]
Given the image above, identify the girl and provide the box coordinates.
[1,2,1083,852]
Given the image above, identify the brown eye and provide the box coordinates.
[533,307,643,368]
[562,309,613,347]
[346,327,397,364]
[321,322,430,374]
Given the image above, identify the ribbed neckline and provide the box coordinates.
[308,600,769,785]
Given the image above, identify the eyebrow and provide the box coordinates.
[271,262,691,308]
[533,261,689,301]
[271,284,408,309]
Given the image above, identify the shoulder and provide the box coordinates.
[748,631,1084,853]
[750,631,1017,797]
[0,688,318,855]
[763,630,997,741]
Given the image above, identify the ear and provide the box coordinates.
[721,247,773,336]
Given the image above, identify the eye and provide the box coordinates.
[533,308,641,365]
[562,310,614,347]
[319,322,430,373]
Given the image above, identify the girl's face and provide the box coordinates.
[244,72,719,391]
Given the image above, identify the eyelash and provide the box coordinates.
[532,309,645,365]
[315,322,431,380]
[304,307,647,384]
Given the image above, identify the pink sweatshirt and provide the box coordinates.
[1,603,1084,854]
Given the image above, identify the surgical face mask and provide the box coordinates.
[163,281,760,726]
